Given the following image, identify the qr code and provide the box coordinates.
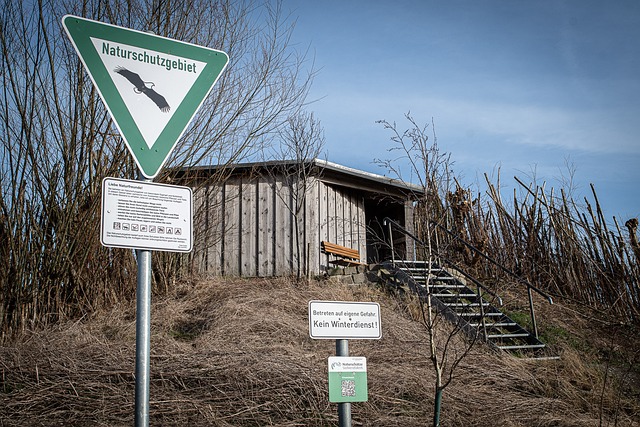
[341,380,356,397]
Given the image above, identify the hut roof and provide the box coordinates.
[184,159,425,199]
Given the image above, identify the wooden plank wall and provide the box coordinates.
[192,183,224,274]
[192,175,367,277]
[310,180,366,275]
[257,177,274,276]
[274,175,293,275]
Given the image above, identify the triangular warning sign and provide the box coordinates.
[62,15,229,178]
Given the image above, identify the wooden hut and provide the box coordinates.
[183,159,424,277]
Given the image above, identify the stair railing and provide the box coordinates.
[383,217,553,339]
[383,218,503,306]
[428,220,553,339]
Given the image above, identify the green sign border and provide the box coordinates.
[62,15,229,178]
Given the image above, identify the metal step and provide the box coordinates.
[412,275,459,282]
[497,344,546,351]
[400,266,446,273]
[486,333,530,339]
[426,283,467,289]
[397,260,439,267]
[459,312,503,317]
[446,302,490,308]
[418,284,469,291]
[433,293,477,298]
[469,322,517,328]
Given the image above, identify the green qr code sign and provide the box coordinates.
[328,357,368,403]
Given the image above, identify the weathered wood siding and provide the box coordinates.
[404,199,416,261]
[193,175,367,277]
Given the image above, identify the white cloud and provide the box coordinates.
[405,96,640,155]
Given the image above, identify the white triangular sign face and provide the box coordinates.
[63,15,229,178]
[91,38,207,149]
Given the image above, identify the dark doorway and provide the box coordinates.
[364,196,406,263]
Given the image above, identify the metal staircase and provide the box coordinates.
[379,218,557,359]
[392,260,550,355]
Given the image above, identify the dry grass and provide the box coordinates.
[1,277,639,426]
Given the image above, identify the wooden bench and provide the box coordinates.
[321,241,366,267]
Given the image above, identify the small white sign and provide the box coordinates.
[328,356,367,373]
[101,177,192,252]
[309,301,381,340]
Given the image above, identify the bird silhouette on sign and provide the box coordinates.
[114,66,170,112]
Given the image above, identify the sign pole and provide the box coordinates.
[336,339,352,427]
[309,301,379,426]
[135,175,153,427]
[63,16,227,426]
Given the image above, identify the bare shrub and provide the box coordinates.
[0,0,314,338]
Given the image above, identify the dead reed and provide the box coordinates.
[421,174,640,325]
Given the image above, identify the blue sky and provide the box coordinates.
[282,0,640,221]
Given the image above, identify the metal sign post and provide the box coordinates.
[336,339,352,427]
[135,248,152,426]
[134,174,152,427]
[100,174,192,426]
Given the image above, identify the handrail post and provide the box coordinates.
[477,285,487,342]
[527,286,539,339]
[432,221,441,266]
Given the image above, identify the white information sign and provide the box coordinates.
[101,177,192,252]
[308,301,381,340]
